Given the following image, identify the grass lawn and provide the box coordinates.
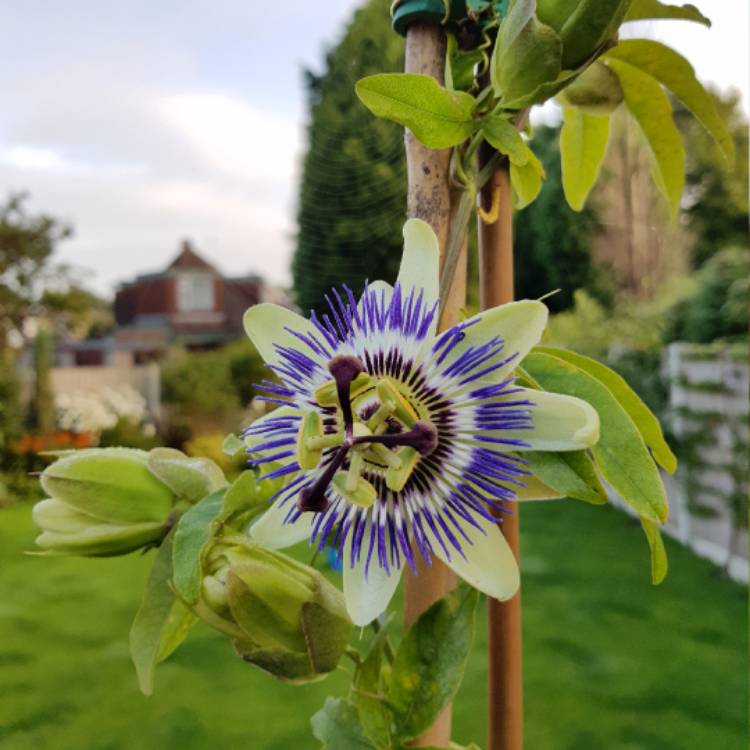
[0,499,746,749]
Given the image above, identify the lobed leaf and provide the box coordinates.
[641,517,669,584]
[481,116,529,166]
[534,346,677,473]
[510,145,545,209]
[606,58,685,216]
[156,599,198,663]
[526,449,608,505]
[491,0,562,107]
[222,433,245,456]
[605,39,734,162]
[624,0,711,26]
[356,73,477,148]
[556,0,630,69]
[523,351,669,523]
[560,107,611,211]
[220,469,262,520]
[172,490,225,604]
[311,697,377,750]
[388,587,479,742]
[351,624,393,748]
[130,533,178,695]
[446,33,484,92]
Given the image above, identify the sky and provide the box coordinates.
[1,0,747,297]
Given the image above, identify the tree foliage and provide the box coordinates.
[664,246,749,344]
[0,193,73,348]
[675,88,749,269]
[514,125,612,312]
[27,329,55,434]
[292,0,406,315]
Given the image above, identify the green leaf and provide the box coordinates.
[605,40,734,161]
[416,744,482,750]
[129,533,177,696]
[147,448,227,504]
[641,517,669,584]
[311,697,376,750]
[482,116,528,166]
[510,146,545,209]
[352,624,394,749]
[533,346,677,474]
[156,599,198,663]
[526,450,608,505]
[606,58,685,216]
[491,0,562,106]
[556,0,630,69]
[625,0,711,26]
[355,74,478,148]
[560,107,610,211]
[523,351,669,523]
[220,469,262,520]
[172,490,225,604]
[389,587,479,742]
[446,33,483,92]
[222,433,245,456]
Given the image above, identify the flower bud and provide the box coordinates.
[197,541,351,683]
[557,61,624,115]
[536,0,630,69]
[33,448,177,556]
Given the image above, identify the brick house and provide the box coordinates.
[113,241,263,362]
[59,241,265,366]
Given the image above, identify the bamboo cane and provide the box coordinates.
[402,21,466,748]
[478,144,523,750]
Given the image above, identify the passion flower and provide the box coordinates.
[243,220,599,625]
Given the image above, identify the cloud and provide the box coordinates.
[157,92,301,188]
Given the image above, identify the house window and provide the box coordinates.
[177,273,214,311]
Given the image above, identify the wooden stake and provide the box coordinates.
[403,21,465,748]
[479,145,523,750]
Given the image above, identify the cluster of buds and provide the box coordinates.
[33,448,192,556]
[196,538,352,683]
[536,0,631,69]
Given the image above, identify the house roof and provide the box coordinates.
[167,240,218,273]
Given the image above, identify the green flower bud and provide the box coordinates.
[32,498,167,556]
[557,61,624,115]
[146,447,227,504]
[537,0,630,69]
[197,541,351,683]
[33,448,177,556]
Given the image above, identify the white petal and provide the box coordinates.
[398,219,439,311]
[249,501,315,550]
[504,389,600,451]
[343,524,403,626]
[357,279,393,316]
[243,303,329,367]
[424,511,519,600]
[438,300,548,385]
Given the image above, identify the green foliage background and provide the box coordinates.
[514,125,613,312]
[292,0,406,315]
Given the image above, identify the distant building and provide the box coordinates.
[58,241,273,366]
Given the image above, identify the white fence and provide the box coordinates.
[661,343,748,583]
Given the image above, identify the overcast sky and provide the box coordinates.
[1,0,747,296]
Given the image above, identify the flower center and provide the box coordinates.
[297,355,438,513]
